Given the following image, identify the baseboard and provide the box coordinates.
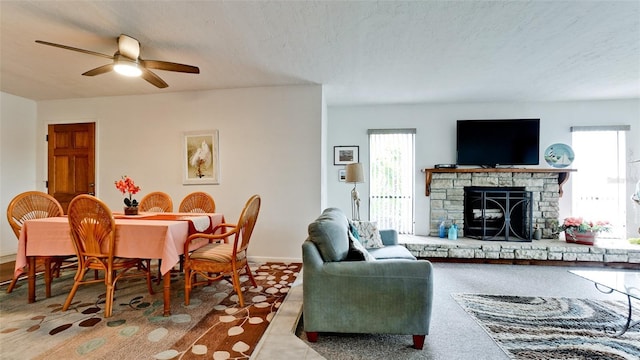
[424,257,640,269]
[0,254,16,265]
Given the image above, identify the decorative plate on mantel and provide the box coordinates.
[544,143,575,168]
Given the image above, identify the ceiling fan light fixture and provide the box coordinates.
[36,35,199,88]
[113,54,142,77]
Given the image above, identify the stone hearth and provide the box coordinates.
[400,235,640,267]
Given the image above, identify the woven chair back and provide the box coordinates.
[67,195,116,261]
[7,191,64,239]
[179,192,216,213]
[233,195,261,255]
[139,191,173,212]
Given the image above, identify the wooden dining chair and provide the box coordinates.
[62,194,154,317]
[139,191,174,283]
[176,192,216,271]
[183,194,261,307]
[6,191,72,297]
[139,191,173,213]
[179,192,216,213]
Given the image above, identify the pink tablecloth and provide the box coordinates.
[14,213,225,278]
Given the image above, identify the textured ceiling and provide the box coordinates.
[1,1,638,106]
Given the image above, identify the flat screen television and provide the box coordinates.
[456,119,540,167]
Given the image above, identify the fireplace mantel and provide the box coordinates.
[421,168,576,197]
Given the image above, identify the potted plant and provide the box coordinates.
[559,217,611,245]
[115,175,141,215]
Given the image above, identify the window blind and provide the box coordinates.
[368,129,415,234]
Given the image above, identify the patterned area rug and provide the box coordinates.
[0,262,301,360]
[453,293,640,360]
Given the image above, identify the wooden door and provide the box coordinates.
[48,123,96,213]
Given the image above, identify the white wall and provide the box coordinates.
[327,100,640,237]
[1,85,324,262]
[3,91,639,263]
[0,92,38,261]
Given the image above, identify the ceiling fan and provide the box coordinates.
[35,34,199,88]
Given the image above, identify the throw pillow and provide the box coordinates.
[351,220,384,249]
[349,221,360,240]
[346,230,376,261]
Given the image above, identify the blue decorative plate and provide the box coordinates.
[544,143,574,168]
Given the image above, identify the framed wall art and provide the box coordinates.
[183,130,220,185]
[334,145,359,165]
[338,169,346,182]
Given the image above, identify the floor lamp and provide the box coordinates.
[346,163,364,221]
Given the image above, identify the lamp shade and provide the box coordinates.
[345,163,364,183]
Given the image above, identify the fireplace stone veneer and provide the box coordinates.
[423,168,575,239]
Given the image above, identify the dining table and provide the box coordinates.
[14,212,225,316]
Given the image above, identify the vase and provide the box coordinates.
[566,231,596,245]
[124,206,139,215]
[533,228,542,240]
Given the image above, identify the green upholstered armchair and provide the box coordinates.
[302,208,434,349]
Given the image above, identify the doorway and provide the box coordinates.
[47,123,96,212]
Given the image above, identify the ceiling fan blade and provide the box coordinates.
[82,64,114,76]
[140,68,168,88]
[141,59,200,74]
[35,40,114,60]
[117,34,140,60]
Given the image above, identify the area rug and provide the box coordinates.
[0,262,301,360]
[452,293,640,360]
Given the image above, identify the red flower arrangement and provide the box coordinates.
[114,176,141,207]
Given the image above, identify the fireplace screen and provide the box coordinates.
[463,187,533,241]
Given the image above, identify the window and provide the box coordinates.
[368,129,415,234]
[571,126,628,239]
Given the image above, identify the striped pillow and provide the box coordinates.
[191,243,246,262]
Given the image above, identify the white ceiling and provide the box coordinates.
[1,1,639,106]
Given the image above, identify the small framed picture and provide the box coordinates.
[338,169,346,182]
[183,130,220,185]
[334,145,359,165]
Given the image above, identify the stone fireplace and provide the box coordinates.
[422,168,574,239]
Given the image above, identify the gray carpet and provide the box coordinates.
[297,263,638,360]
